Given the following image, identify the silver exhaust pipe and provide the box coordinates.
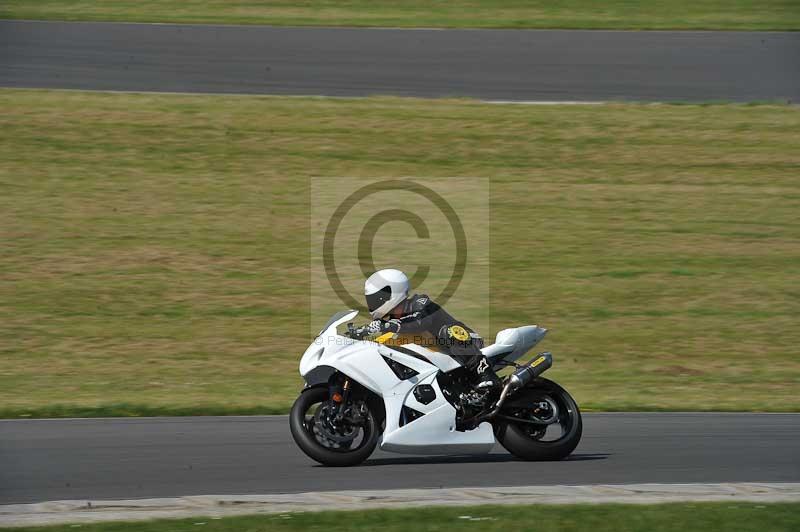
[473,352,553,424]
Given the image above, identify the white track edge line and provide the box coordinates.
[2,483,799,527]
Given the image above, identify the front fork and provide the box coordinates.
[334,378,351,421]
[327,373,371,426]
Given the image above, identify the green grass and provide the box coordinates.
[1,89,799,417]
[1,1,799,30]
[6,503,800,532]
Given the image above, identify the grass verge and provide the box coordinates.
[5,503,800,532]
[1,1,799,31]
[0,89,799,417]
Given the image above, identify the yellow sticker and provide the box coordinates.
[448,325,470,342]
[376,332,394,344]
[531,356,546,367]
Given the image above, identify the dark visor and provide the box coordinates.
[366,286,392,312]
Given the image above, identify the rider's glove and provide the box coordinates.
[385,319,401,333]
[367,319,401,335]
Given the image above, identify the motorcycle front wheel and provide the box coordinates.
[289,386,379,467]
[493,377,582,461]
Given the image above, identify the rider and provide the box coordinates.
[358,268,502,393]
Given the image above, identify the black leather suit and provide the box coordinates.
[371,294,494,380]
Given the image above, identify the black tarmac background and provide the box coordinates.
[1,414,798,505]
[1,21,798,101]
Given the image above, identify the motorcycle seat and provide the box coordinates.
[481,342,515,358]
[481,325,548,362]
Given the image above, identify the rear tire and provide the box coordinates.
[289,386,379,467]
[493,378,582,461]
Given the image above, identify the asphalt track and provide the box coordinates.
[1,21,799,102]
[1,413,798,505]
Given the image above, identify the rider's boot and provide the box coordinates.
[455,356,503,431]
[473,355,502,394]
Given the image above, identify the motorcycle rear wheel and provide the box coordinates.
[289,386,379,467]
[493,378,582,461]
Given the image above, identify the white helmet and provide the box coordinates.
[364,269,409,319]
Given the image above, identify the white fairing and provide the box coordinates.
[482,325,548,362]
[299,311,546,455]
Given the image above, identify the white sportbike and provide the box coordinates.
[290,310,582,466]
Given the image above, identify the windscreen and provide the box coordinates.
[318,310,358,336]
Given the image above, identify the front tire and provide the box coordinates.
[289,386,379,467]
[493,378,582,461]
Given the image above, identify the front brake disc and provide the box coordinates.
[313,403,358,443]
